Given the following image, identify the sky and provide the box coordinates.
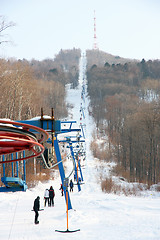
[1,0,160,61]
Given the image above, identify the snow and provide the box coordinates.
[0,53,160,240]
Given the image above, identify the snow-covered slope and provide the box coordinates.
[0,53,160,240]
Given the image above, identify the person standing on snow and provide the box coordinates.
[69,179,74,192]
[49,186,55,206]
[33,196,40,224]
[44,189,49,207]
[59,184,64,196]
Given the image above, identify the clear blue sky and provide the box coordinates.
[1,0,160,61]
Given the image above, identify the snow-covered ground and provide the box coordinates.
[0,53,160,240]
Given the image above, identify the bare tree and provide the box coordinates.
[0,16,15,45]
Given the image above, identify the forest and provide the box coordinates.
[87,50,160,186]
[0,48,81,120]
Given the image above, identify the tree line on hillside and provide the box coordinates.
[87,57,160,186]
[30,48,81,88]
[0,58,67,120]
[86,49,135,68]
[0,48,81,120]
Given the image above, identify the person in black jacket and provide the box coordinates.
[59,184,64,196]
[33,196,40,224]
[49,186,55,206]
[69,179,74,192]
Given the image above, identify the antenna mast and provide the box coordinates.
[93,10,98,50]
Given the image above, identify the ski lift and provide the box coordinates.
[0,152,27,192]
[43,148,55,168]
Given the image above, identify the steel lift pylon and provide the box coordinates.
[17,115,83,210]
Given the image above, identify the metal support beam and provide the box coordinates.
[69,142,81,192]
[23,151,26,181]
[2,155,5,178]
[11,154,14,177]
[16,152,18,177]
[78,156,84,182]
[54,135,72,210]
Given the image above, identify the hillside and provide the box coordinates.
[86,49,138,68]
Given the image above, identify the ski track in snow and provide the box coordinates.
[0,53,160,240]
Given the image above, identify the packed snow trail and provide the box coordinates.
[0,52,160,240]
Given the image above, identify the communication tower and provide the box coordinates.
[93,10,98,50]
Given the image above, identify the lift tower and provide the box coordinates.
[93,10,98,50]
